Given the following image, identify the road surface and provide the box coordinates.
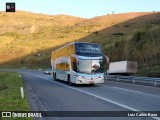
[20,70,160,120]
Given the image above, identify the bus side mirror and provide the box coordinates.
[104,55,109,64]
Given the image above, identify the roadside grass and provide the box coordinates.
[0,72,33,120]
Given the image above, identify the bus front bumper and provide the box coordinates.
[75,77,104,84]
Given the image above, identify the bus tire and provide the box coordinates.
[52,72,54,80]
[68,75,72,86]
[54,73,57,81]
[90,83,94,86]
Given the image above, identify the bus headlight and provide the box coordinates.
[99,76,103,78]
[77,75,82,78]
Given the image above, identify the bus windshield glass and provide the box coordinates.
[77,59,103,74]
[75,43,102,56]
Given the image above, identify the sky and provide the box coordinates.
[0,0,160,18]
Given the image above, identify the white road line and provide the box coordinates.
[31,74,160,120]
[110,86,144,94]
[105,80,160,89]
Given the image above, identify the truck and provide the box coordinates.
[107,61,137,75]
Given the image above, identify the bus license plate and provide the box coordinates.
[89,81,94,84]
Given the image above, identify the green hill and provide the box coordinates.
[0,11,160,77]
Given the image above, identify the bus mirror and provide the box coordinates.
[71,54,78,64]
[104,55,109,64]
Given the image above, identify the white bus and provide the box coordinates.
[51,42,107,85]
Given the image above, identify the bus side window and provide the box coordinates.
[71,56,77,72]
[60,63,65,71]
[66,63,70,71]
[72,62,77,72]
[56,63,60,70]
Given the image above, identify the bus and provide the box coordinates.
[51,42,107,85]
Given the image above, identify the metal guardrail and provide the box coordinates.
[106,75,160,86]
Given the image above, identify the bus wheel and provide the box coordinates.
[68,75,72,86]
[54,73,57,81]
[90,84,94,86]
[52,73,54,80]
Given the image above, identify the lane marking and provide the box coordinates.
[107,86,160,98]
[105,80,160,89]
[30,73,160,120]
[110,86,144,94]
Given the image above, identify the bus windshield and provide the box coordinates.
[77,59,103,74]
[75,43,102,56]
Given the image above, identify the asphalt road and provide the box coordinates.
[20,70,160,120]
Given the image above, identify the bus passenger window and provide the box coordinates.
[66,63,70,71]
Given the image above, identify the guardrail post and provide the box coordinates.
[20,87,24,99]
[155,81,157,86]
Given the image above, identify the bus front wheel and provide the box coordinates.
[68,75,72,86]
[54,73,57,81]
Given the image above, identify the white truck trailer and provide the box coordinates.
[107,61,137,75]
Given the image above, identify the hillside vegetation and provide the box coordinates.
[0,11,160,77]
